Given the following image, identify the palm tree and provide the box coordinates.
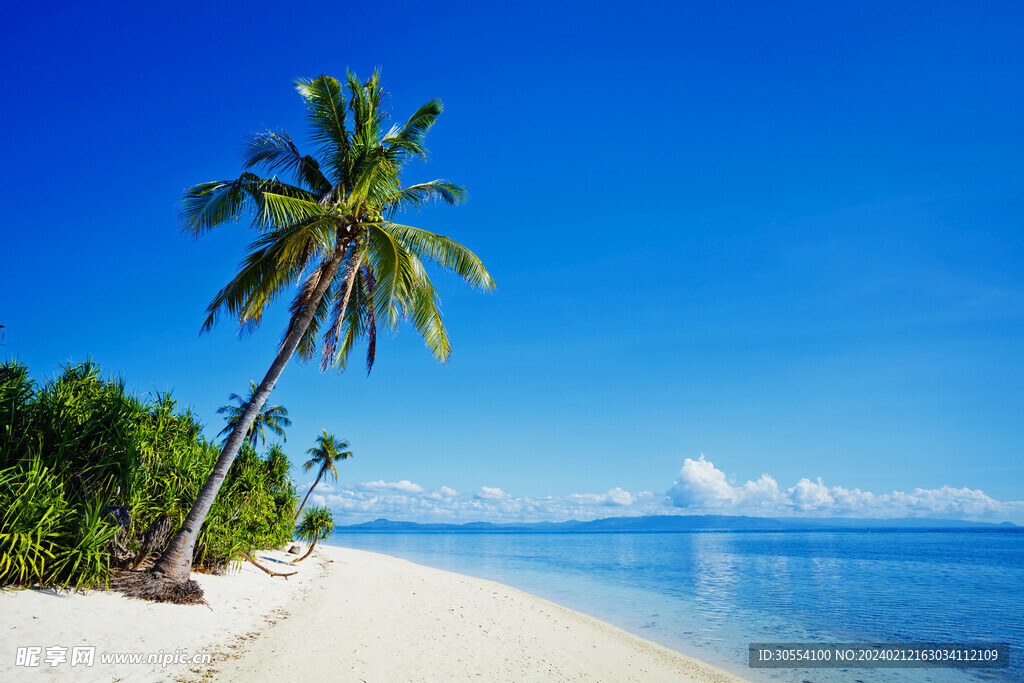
[146,72,494,599]
[217,380,292,448]
[295,430,352,523]
[291,506,336,563]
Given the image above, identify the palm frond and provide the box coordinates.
[385,223,494,290]
[180,174,316,236]
[295,75,349,183]
[361,266,378,374]
[408,264,451,363]
[240,130,331,194]
[319,249,364,371]
[387,180,467,212]
[281,251,343,350]
[365,223,419,335]
[347,70,386,149]
[383,98,443,161]
[258,192,328,230]
[200,217,338,334]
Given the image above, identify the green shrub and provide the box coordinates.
[0,360,297,589]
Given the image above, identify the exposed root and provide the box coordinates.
[109,569,208,605]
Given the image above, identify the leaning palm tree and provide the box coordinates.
[217,380,292,448]
[291,505,336,563]
[145,71,494,600]
[295,430,352,523]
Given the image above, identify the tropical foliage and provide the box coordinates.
[292,505,335,563]
[0,360,297,590]
[217,380,292,447]
[151,71,493,592]
[296,430,352,522]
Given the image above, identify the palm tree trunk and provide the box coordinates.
[290,540,318,563]
[245,552,298,578]
[151,249,346,585]
[295,466,326,524]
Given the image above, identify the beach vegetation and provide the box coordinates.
[0,360,297,593]
[296,430,352,523]
[291,505,335,563]
[217,380,292,448]
[148,71,493,601]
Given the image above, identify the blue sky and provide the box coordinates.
[2,1,1022,523]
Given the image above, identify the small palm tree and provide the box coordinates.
[292,506,335,563]
[296,430,352,523]
[217,380,292,448]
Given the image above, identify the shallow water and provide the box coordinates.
[326,529,1023,682]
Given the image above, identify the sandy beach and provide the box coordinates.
[1,544,744,682]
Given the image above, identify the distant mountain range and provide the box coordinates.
[335,514,1018,532]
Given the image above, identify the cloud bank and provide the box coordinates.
[302,455,1023,525]
[307,482,662,524]
[667,455,1024,520]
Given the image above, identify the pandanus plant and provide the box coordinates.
[142,71,493,602]
[292,506,335,563]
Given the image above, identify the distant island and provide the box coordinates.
[335,514,1019,532]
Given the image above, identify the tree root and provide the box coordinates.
[109,570,207,605]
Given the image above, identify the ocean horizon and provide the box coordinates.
[326,527,1023,682]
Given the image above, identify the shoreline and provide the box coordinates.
[1,545,745,682]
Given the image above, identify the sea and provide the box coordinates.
[325,529,1023,682]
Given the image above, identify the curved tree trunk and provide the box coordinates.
[245,552,298,578]
[290,540,318,564]
[151,248,346,585]
[295,466,326,524]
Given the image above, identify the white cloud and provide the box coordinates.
[604,487,635,506]
[789,477,834,510]
[474,486,510,500]
[568,487,635,507]
[359,479,425,494]
[666,454,738,506]
[312,481,658,525]
[666,455,783,510]
[667,455,1024,520]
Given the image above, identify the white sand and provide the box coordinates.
[0,548,322,682]
[1,545,746,682]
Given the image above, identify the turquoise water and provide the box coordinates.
[326,529,1023,682]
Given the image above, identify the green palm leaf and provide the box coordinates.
[217,381,291,448]
[240,130,331,194]
[385,223,494,290]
